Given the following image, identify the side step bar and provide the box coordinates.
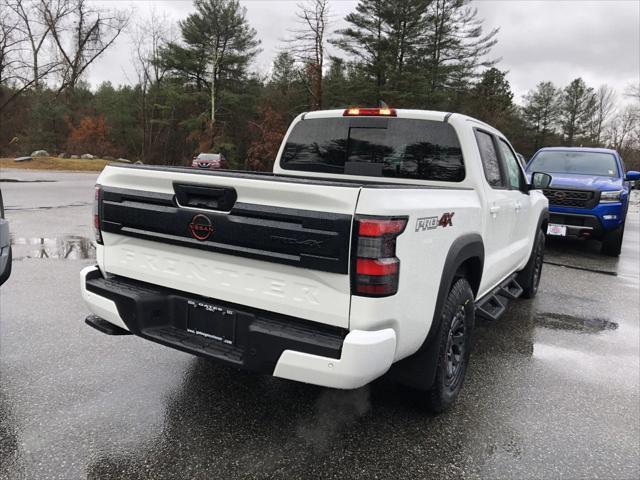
[85,314,132,335]
[475,275,523,321]
[499,277,523,299]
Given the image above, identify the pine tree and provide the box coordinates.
[332,0,497,108]
[560,78,596,146]
[421,0,498,104]
[162,0,260,132]
[467,68,513,129]
[522,81,561,149]
[332,0,389,104]
[271,52,298,94]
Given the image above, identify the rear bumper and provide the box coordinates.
[273,329,396,389]
[80,266,396,389]
[80,266,129,331]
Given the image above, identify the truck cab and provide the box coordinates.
[526,147,640,256]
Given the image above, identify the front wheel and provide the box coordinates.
[601,225,624,257]
[425,278,475,413]
[518,229,545,299]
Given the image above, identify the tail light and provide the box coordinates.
[93,184,103,245]
[352,216,407,297]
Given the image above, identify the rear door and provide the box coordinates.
[496,137,533,265]
[97,166,361,328]
[474,129,516,292]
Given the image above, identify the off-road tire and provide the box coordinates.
[601,225,624,257]
[518,229,545,299]
[425,278,475,413]
[0,247,12,286]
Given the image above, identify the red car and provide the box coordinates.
[191,153,228,169]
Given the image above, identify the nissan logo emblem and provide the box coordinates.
[189,214,214,241]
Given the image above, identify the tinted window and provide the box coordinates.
[281,118,465,182]
[527,151,619,177]
[498,139,523,189]
[475,131,503,187]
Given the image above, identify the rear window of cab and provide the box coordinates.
[280,117,465,182]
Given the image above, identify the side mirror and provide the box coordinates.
[530,172,552,190]
[625,170,640,181]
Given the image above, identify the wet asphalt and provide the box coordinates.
[0,170,639,480]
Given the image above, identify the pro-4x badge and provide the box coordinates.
[415,212,455,232]
[439,212,455,227]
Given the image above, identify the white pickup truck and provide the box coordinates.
[81,108,551,411]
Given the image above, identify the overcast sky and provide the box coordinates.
[88,0,640,105]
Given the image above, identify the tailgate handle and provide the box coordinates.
[173,184,237,211]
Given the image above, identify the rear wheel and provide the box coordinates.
[518,229,545,299]
[601,225,624,257]
[425,278,475,413]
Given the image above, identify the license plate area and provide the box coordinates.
[547,224,567,236]
[186,300,236,345]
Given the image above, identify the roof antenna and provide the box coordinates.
[379,100,389,109]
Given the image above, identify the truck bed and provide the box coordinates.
[109,163,467,190]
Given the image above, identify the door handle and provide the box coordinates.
[490,205,501,216]
[515,201,522,213]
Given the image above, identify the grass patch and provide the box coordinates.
[0,156,115,172]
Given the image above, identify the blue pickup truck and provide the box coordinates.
[525,147,639,256]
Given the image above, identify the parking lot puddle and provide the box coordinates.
[5,201,92,211]
[0,179,56,183]
[10,236,95,260]
[535,312,618,333]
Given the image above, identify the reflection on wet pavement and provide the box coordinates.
[544,237,619,275]
[10,236,95,260]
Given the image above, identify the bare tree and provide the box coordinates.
[0,6,23,88]
[0,3,57,113]
[131,10,173,160]
[42,0,130,93]
[132,10,173,89]
[588,85,617,145]
[624,82,640,101]
[605,105,638,153]
[286,0,329,110]
[7,0,67,87]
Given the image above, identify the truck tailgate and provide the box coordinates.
[96,165,360,328]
